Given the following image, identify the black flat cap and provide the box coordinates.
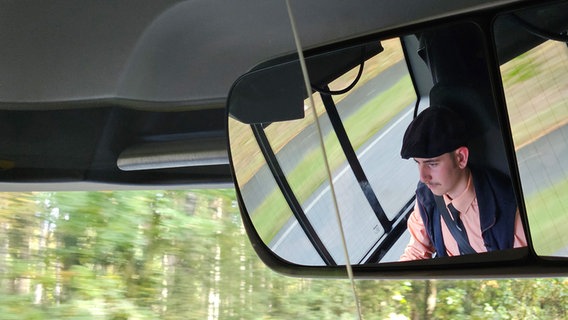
[400,106,469,159]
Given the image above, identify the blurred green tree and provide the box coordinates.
[0,191,566,319]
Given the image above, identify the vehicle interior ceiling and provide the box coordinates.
[0,1,241,191]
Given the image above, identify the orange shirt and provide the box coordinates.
[400,174,527,261]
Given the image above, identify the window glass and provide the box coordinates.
[329,38,417,218]
[499,31,568,257]
[229,117,324,264]
[265,94,389,264]
[228,38,418,265]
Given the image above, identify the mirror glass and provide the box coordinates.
[495,1,568,258]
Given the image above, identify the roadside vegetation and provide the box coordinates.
[0,190,565,319]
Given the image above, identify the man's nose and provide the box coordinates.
[419,166,430,183]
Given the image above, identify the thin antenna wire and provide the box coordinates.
[284,1,362,319]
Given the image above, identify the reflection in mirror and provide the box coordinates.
[228,14,543,266]
[229,38,417,266]
[495,1,568,258]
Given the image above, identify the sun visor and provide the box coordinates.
[228,42,383,124]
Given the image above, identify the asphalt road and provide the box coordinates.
[262,61,418,265]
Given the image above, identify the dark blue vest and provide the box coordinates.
[415,166,518,257]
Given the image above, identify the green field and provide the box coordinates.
[526,177,568,255]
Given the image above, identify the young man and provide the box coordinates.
[399,106,526,261]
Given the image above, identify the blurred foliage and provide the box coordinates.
[0,190,566,319]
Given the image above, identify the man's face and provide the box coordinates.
[414,149,467,198]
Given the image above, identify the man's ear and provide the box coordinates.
[455,146,469,169]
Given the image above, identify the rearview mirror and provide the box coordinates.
[227,2,568,278]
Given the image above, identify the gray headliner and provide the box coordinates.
[1,0,521,108]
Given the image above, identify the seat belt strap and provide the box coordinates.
[434,195,476,255]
